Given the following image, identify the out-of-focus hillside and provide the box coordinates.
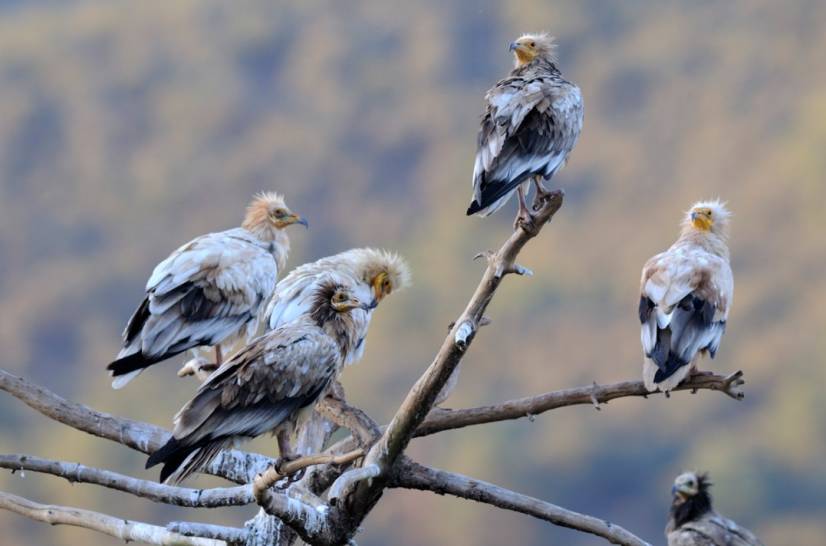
[0,1,824,544]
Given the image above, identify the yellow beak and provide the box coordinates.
[691,212,712,231]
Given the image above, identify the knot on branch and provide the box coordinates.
[453,321,475,350]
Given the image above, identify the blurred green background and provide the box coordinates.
[0,1,824,544]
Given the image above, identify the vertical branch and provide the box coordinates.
[340,193,564,519]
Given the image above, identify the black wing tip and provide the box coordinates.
[146,437,178,469]
[638,296,655,324]
[466,201,482,216]
[653,353,689,383]
[107,352,152,376]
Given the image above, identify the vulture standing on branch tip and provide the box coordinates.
[639,200,734,393]
[667,472,764,546]
[107,192,307,389]
[146,281,369,484]
[466,32,583,228]
[265,248,410,365]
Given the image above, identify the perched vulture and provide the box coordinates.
[265,248,410,365]
[146,280,368,484]
[107,193,307,389]
[667,472,764,546]
[639,200,733,392]
[466,32,583,227]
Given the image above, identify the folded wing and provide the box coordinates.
[640,247,733,391]
[146,323,340,483]
[108,229,277,387]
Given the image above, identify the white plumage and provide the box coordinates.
[639,200,734,392]
[108,193,306,388]
[265,248,410,365]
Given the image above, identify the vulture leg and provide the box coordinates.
[177,355,218,381]
[514,185,535,231]
[532,175,553,211]
[215,346,223,366]
[277,429,296,460]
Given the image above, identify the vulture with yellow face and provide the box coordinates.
[639,200,734,392]
[108,193,306,388]
[265,248,410,365]
[467,32,583,228]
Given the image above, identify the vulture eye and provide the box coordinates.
[530,41,536,47]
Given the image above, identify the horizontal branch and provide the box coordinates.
[392,459,651,546]
[0,490,223,546]
[0,454,252,507]
[416,371,746,436]
[167,521,249,544]
[0,368,272,484]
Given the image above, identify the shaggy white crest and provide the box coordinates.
[681,199,732,238]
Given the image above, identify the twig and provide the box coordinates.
[0,368,272,484]
[392,459,651,546]
[252,449,365,502]
[415,371,746,436]
[167,521,248,544]
[0,454,252,507]
[0,490,223,546]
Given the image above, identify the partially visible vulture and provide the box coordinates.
[667,472,764,546]
[467,32,583,228]
[639,200,734,392]
[146,280,369,484]
[107,192,306,388]
[265,247,410,365]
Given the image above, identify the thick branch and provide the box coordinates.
[392,459,650,546]
[0,368,271,484]
[345,193,564,515]
[0,454,252,507]
[416,371,746,436]
[0,490,223,546]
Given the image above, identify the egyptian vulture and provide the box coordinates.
[466,32,583,228]
[667,472,764,546]
[639,200,733,392]
[265,248,410,365]
[107,192,307,389]
[146,280,369,484]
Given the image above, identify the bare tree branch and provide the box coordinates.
[0,454,252,507]
[0,368,272,484]
[416,370,746,436]
[341,193,565,517]
[316,396,381,447]
[252,449,364,501]
[0,490,224,546]
[392,458,651,546]
[167,521,249,544]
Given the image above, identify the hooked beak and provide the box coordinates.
[690,211,698,222]
[509,41,519,52]
[671,485,678,496]
[349,297,376,312]
[288,214,309,228]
